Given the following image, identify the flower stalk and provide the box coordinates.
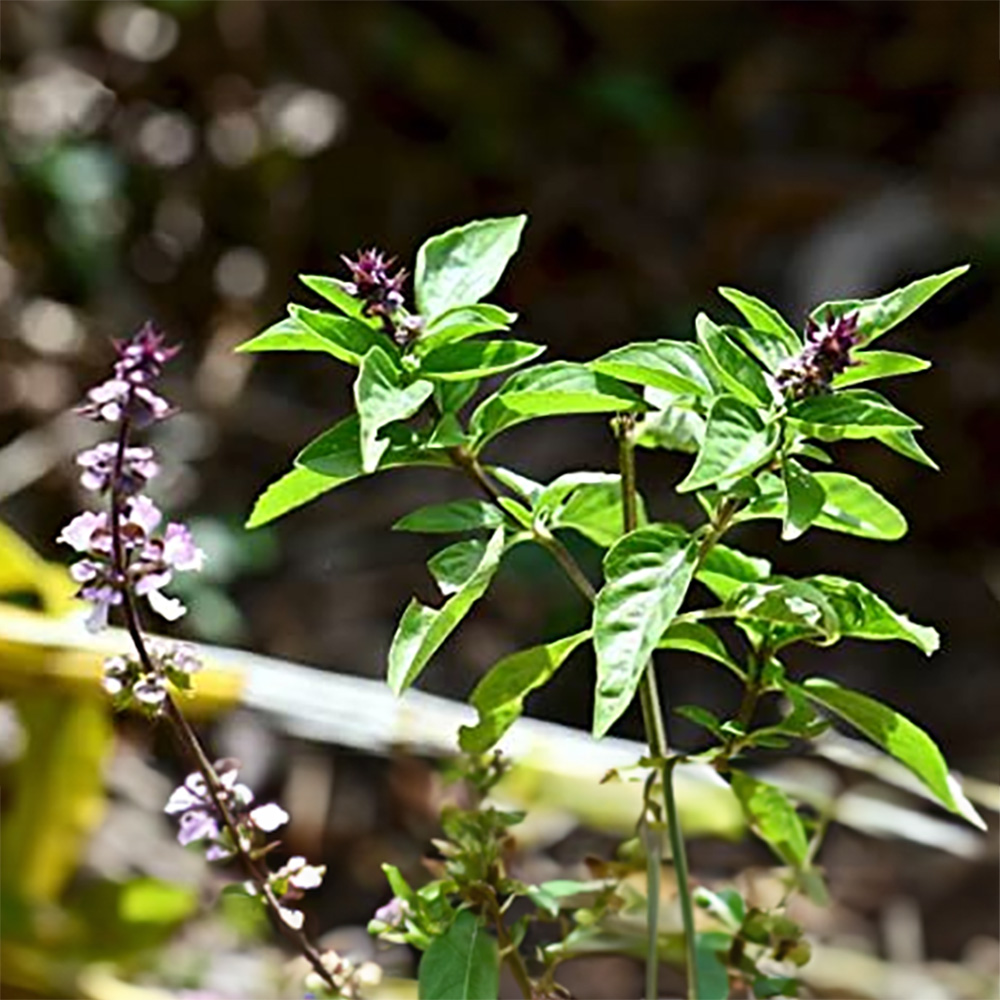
[59,324,338,994]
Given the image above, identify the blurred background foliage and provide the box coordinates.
[0,1,998,997]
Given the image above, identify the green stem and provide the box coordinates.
[614,415,695,1000]
[664,757,699,1000]
[490,895,534,1000]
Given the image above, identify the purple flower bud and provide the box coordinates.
[373,896,407,928]
[341,249,408,327]
[77,323,177,426]
[777,311,861,401]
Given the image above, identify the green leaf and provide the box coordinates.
[355,346,434,473]
[394,500,504,535]
[727,326,796,375]
[874,428,939,470]
[470,363,646,446]
[434,380,480,417]
[428,539,491,595]
[590,341,714,397]
[459,631,591,752]
[740,471,907,541]
[299,274,375,323]
[533,472,622,524]
[388,529,505,694]
[832,350,930,388]
[415,215,527,319]
[781,458,826,541]
[788,388,920,440]
[806,575,938,654]
[551,481,646,549]
[696,314,774,407]
[730,771,809,869]
[496,362,646,417]
[726,578,840,646]
[658,621,743,678]
[717,286,802,354]
[696,544,772,601]
[809,265,969,347]
[812,472,906,540]
[677,396,778,493]
[427,413,469,448]
[292,304,395,363]
[635,397,705,454]
[417,303,517,354]
[246,465,345,529]
[800,678,984,828]
[418,339,545,381]
[593,527,698,736]
[695,933,732,1000]
[488,466,544,505]
[418,910,499,1000]
[675,704,724,737]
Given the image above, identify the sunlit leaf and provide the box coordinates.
[590,341,714,397]
[394,500,504,534]
[415,216,527,318]
[696,313,774,407]
[801,678,984,828]
[717,286,802,354]
[677,396,778,493]
[593,527,698,736]
[832,350,930,388]
[418,339,544,381]
[355,346,434,473]
[809,265,969,346]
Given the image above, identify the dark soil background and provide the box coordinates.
[1,1,998,995]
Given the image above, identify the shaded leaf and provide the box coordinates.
[730,771,809,869]
[394,500,504,535]
[781,458,825,541]
[428,539,490,595]
[417,303,517,353]
[459,631,591,752]
[552,481,646,549]
[388,529,505,694]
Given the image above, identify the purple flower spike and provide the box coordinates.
[341,248,409,339]
[776,311,861,401]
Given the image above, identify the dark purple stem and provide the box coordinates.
[107,399,337,992]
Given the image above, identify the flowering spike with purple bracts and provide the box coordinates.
[341,248,412,339]
[776,311,861,400]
